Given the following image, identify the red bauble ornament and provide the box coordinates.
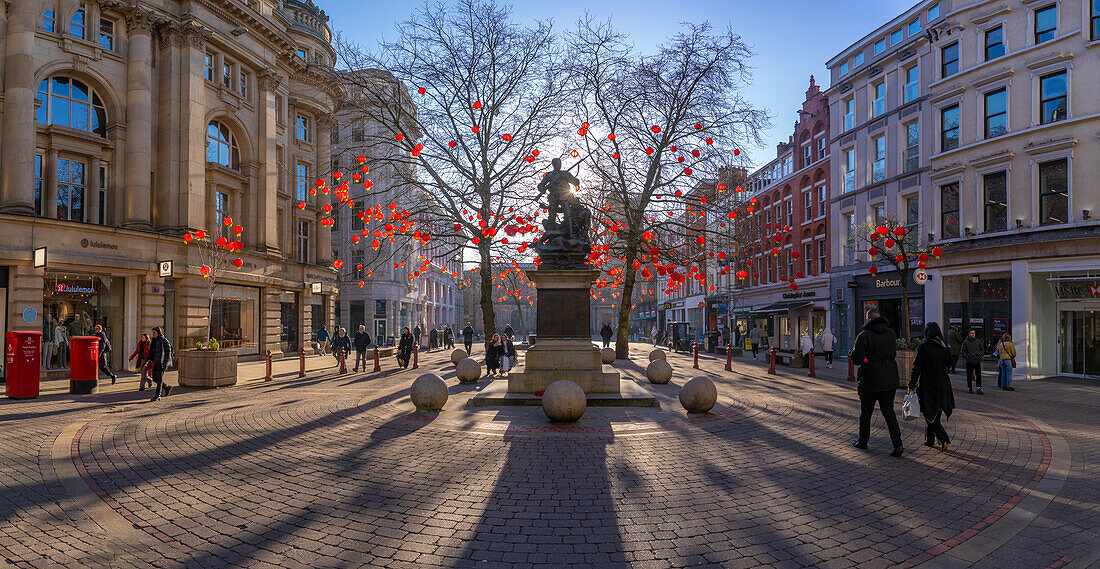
[651,125,661,133]
[417,87,425,94]
[232,258,243,268]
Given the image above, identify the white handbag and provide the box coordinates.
[902,391,921,421]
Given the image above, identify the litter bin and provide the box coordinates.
[5,331,42,399]
[69,336,100,395]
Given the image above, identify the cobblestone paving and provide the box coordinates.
[1,346,1096,568]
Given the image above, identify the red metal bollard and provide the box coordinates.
[373,346,381,373]
[299,348,306,378]
[847,352,856,382]
[265,350,272,382]
[412,345,419,370]
[725,344,733,372]
[768,347,777,375]
[339,348,348,375]
[808,348,816,378]
[692,342,699,369]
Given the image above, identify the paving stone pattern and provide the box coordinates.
[1,346,1096,568]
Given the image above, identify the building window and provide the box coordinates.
[57,158,86,222]
[297,221,310,264]
[330,125,340,145]
[872,82,886,117]
[205,121,240,169]
[844,213,857,265]
[843,98,855,131]
[296,163,308,202]
[296,115,309,141]
[1038,159,1068,225]
[984,88,1007,138]
[215,190,230,237]
[804,244,813,275]
[1039,71,1067,124]
[43,9,55,32]
[941,183,960,238]
[34,155,44,216]
[906,194,919,229]
[816,137,827,160]
[222,62,232,89]
[352,250,365,279]
[873,204,887,226]
[890,29,903,45]
[353,121,365,142]
[352,204,365,231]
[786,201,793,227]
[941,104,960,151]
[239,71,248,98]
[69,6,85,39]
[839,61,849,76]
[941,42,959,78]
[843,149,855,193]
[929,3,940,19]
[818,240,827,273]
[817,185,826,217]
[802,143,812,167]
[1034,5,1057,44]
[985,25,1005,61]
[853,52,864,67]
[98,18,114,50]
[97,166,107,225]
[803,191,813,222]
[904,122,920,172]
[1093,0,1100,41]
[903,65,918,103]
[872,135,886,183]
[296,48,308,60]
[983,172,1008,232]
[35,77,108,137]
[874,38,886,55]
[908,19,921,35]
[204,54,214,81]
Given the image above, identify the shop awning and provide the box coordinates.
[750,301,813,315]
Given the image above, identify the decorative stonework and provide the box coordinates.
[257,69,282,93]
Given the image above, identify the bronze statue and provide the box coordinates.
[534,158,591,268]
[536,158,582,239]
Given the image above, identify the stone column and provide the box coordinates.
[87,156,101,224]
[256,70,282,254]
[178,22,210,231]
[0,0,39,214]
[155,24,182,231]
[121,8,158,231]
[315,115,335,266]
[44,150,59,219]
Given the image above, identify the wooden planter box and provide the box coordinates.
[896,350,916,386]
[178,350,238,389]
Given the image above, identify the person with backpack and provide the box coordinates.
[353,325,372,372]
[850,308,904,457]
[995,333,1017,391]
[92,324,117,384]
[147,326,173,401]
[128,333,152,390]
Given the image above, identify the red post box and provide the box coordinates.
[6,331,42,399]
[69,336,100,395]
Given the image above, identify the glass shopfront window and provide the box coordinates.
[42,272,123,369]
[209,284,259,354]
[943,274,1011,352]
[280,291,299,353]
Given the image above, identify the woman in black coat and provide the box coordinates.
[397,327,414,369]
[485,333,503,375]
[908,322,957,451]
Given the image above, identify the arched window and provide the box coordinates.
[35,77,108,137]
[206,121,240,169]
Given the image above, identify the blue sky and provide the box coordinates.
[322,0,914,169]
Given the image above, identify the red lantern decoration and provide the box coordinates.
[502,134,512,141]
[705,138,714,145]
[472,101,482,109]
[790,251,800,259]
[691,149,700,157]
[651,125,661,133]
[869,266,878,275]
[471,126,479,133]
[333,259,343,269]
[448,140,457,148]
[216,236,228,247]
[733,149,741,155]
[222,216,233,226]
[199,265,211,276]
[684,168,693,176]
[607,133,616,141]
[417,87,425,94]
[884,238,896,249]
[232,258,243,268]
[876,225,889,235]
[868,247,879,257]
[645,147,654,154]
[918,252,929,262]
[183,233,193,243]
[195,230,206,239]
[233,225,243,235]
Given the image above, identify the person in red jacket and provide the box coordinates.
[128,333,152,390]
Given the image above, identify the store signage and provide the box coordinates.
[375,299,387,315]
[55,283,95,294]
[310,282,322,294]
[33,247,47,268]
[662,302,673,309]
[306,272,337,286]
[913,268,928,285]
[875,278,902,289]
[782,291,817,299]
[158,260,174,278]
[1049,279,1100,300]
[80,239,118,250]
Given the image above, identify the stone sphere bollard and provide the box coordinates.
[456,358,482,384]
[648,348,666,362]
[679,376,718,413]
[410,373,448,413]
[541,380,586,423]
[646,359,673,384]
[600,347,616,364]
[450,348,468,365]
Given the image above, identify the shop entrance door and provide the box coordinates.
[1059,310,1100,378]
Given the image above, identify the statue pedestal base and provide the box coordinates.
[506,338,621,394]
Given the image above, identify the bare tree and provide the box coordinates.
[332,0,569,346]
[568,18,769,358]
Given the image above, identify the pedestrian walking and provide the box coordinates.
[443,326,455,349]
[92,324,117,384]
[147,326,173,402]
[651,325,658,346]
[353,325,372,372]
[850,308,904,457]
[749,326,762,360]
[397,327,414,369]
[600,322,614,349]
[462,323,475,354]
[501,335,517,372]
[799,332,814,368]
[908,322,956,452]
[961,329,984,394]
[413,324,422,349]
[428,326,439,352]
[315,326,330,355]
[331,328,351,366]
[820,329,837,368]
[995,333,1017,391]
[486,334,504,376]
[128,333,152,390]
[947,326,964,373]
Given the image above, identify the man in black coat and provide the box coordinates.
[353,325,372,372]
[443,326,455,349]
[850,308,904,457]
[462,323,475,354]
[961,329,984,394]
[428,326,438,351]
[413,324,422,348]
[600,322,614,348]
[147,326,173,401]
[503,324,514,340]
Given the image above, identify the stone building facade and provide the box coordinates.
[0,0,340,376]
